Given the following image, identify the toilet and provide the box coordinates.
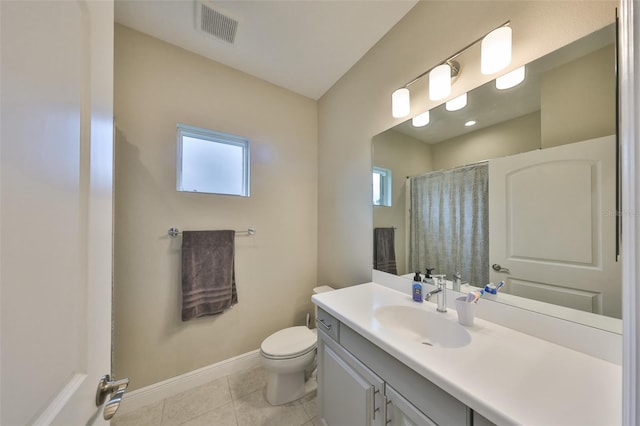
[260,285,334,405]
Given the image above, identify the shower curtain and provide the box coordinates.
[409,162,489,288]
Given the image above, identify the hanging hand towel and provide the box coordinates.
[373,227,398,274]
[181,230,238,321]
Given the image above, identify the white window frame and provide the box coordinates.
[176,123,250,197]
[373,166,392,207]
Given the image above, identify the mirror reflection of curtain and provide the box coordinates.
[409,162,489,287]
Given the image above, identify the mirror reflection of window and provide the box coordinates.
[373,166,392,206]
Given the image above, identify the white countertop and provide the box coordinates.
[312,282,621,426]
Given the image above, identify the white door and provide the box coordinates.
[489,135,621,318]
[1,1,118,424]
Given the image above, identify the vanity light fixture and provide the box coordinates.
[390,21,511,118]
[429,63,452,101]
[392,88,411,118]
[464,120,477,127]
[445,93,468,111]
[481,26,512,75]
[496,65,525,90]
[412,110,430,127]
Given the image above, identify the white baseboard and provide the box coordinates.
[117,349,261,416]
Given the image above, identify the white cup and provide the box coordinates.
[455,296,477,326]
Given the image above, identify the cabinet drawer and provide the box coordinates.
[317,307,339,341]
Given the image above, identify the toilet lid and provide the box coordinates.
[261,326,317,358]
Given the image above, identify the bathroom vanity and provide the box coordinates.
[312,283,621,425]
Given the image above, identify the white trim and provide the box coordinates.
[117,350,261,416]
[31,374,87,426]
[620,1,639,424]
[372,166,392,207]
[176,123,251,197]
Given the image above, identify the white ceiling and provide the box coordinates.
[114,0,418,100]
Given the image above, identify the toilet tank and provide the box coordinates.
[313,286,334,295]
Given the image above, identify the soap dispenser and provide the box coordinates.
[423,268,435,286]
[412,271,423,302]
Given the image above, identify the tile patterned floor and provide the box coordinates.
[111,367,321,426]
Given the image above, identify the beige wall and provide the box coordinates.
[114,25,318,389]
[431,111,541,169]
[317,1,617,287]
[372,130,433,275]
[541,44,616,147]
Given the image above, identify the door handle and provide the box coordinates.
[492,263,510,273]
[103,389,125,421]
[95,374,129,420]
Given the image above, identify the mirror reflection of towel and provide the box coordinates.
[181,230,238,321]
[374,227,397,275]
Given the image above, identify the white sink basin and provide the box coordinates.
[373,305,471,348]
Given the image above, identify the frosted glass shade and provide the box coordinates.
[496,66,525,89]
[412,110,430,127]
[481,26,512,75]
[445,93,467,111]
[429,64,451,101]
[392,88,410,118]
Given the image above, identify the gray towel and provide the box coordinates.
[181,230,238,321]
[374,227,398,274]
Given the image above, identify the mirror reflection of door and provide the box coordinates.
[489,135,620,318]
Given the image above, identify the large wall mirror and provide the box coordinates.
[372,23,620,332]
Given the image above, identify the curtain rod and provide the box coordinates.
[406,159,488,180]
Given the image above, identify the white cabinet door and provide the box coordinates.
[1,0,115,424]
[489,135,621,318]
[385,384,437,426]
[318,333,384,426]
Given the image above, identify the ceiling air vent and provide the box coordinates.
[196,1,239,45]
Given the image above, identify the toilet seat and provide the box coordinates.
[260,326,317,360]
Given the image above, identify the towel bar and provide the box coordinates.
[168,227,256,237]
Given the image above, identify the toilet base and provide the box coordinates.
[265,370,317,406]
[266,370,305,405]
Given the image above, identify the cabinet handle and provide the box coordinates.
[318,319,332,331]
[370,387,380,420]
[383,395,391,424]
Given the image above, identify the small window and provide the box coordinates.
[177,124,250,196]
[373,166,392,206]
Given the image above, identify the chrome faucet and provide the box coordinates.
[425,274,447,312]
[453,271,462,292]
